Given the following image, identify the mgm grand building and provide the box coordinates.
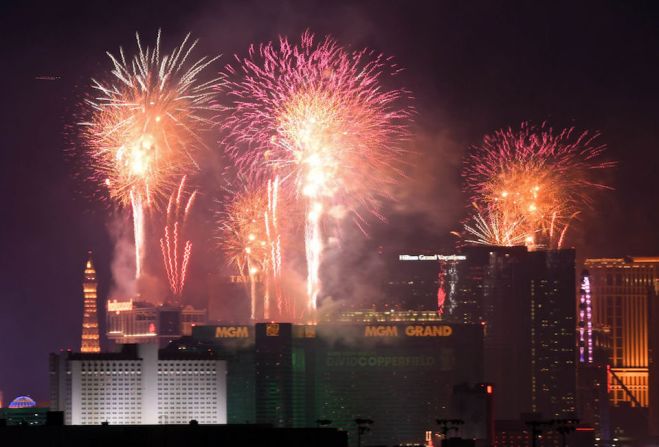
[186,315,484,446]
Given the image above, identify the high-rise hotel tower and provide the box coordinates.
[81,251,100,353]
[585,256,659,407]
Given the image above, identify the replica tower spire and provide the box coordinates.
[81,251,100,353]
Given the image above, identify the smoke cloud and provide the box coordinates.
[106,212,137,300]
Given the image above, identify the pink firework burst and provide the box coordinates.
[222,31,413,318]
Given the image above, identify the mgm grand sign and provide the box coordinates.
[215,326,250,338]
[364,325,453,337]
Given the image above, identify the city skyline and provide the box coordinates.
[1,0,659,423]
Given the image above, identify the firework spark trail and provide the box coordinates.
[305,204,322,316]
[557,212,580,249]
[248,261,257,321]
[463,122,614,249]
[463,204,529,247]
[130,191,145,278]
[223,31,412,320]
[80,30,220,279]
[160,176,196,297]
[267,177,285,317]
[266,178,285,320]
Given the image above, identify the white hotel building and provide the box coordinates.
[49,344,227,425]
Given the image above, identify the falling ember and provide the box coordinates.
[160,176,196,298]
[462,122,614,249]
[79,30,221,278]
[223,31,413,320]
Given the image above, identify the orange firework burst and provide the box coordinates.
[219,183,270,277]
[218,178,287,320]
[80,30,221,277]
[463,122,614,249]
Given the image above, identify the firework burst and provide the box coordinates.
[223,31,412,319]
[80,30,221,278]
[462,203,529,247]
[463,122,614,249]
[218,178,286,320]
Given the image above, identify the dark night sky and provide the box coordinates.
[1,0,658,403]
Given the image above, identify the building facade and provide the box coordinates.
[191,319,483,447]
[576,325,612,440]
[648,278,659,436]
[527,249,577,418]
[450,383,494,444]
[106,300,207,346]
[49,344,227,425]
[454,246,530,420]
[585,257,659,408]
[81,252,100,353]
[445,246,577,420]
[381,251,465,313]
[343,245,578,421]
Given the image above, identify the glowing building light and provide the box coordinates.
[8,396,37,409]
[578,270,593,363]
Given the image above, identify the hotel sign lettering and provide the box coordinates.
[364,325,453,337]
[215,326,250,338]
[398,254,466,261]
[107,300,133,312]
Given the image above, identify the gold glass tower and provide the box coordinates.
[585,256,659,407]
[81,251,101,353]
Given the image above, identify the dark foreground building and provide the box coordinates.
[0,424,347,447]
[447,246,578,421]
[191,319,484,446]
[0,407,53,426]
[450,383,494,444]
[494,419,595,447]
